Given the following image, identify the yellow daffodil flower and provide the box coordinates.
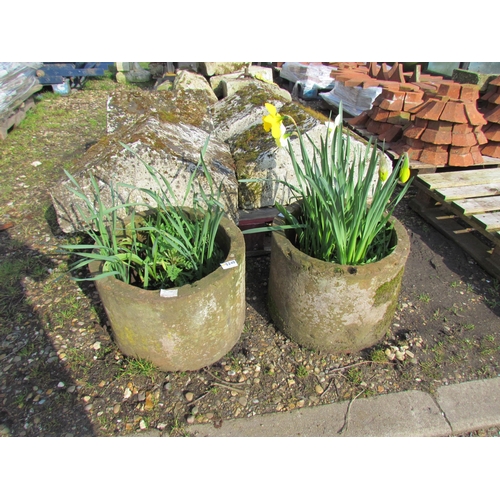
[399,153,410,183]
[263,103,286,147]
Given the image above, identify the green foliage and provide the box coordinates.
[240,103,412,265]
[59,138,226,289]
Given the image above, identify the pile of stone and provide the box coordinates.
[52,62,386,233]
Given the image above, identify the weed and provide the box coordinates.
[370,349,387,363]
[346,367,363,385]
[450,281,460,288]
[418,293,431,303]
[463,323,475,331]
[296,365,309,378]
[420,361,441,379]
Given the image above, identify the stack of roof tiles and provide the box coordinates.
[480,76,500,159]
[398,81,487,166]
[342,64,493,166]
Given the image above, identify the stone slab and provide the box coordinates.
[436,377,500,434]
[188,389,451,437]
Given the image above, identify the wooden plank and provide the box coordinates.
[436,183,500,201]
[452,196,500,215]
[418,168,500,190]
[472,212,500,231]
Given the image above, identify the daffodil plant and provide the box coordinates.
[241,102,413,266]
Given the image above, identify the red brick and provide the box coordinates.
[489,76,500,86]
[474,127,488,145]
[426,120,453,132]
[484,105,500,124]
[403,91,424,112]
[415,99,447,121]
[437,82,462,99]
[419,148,449,165]
[377,81,402,91]
[460,84,480,102]
[421,127,452,145]
[415,117,428,128]
[440,100,468,124]
[361,80,381,89]
[481,89,497,102]
[404,90,425,103]
[403,123,426,140]
[481,142,500,158]
[373,94,385,107]
[450,132,478,147]
[348,112,369,127]
[448,147,474,167]
[483,123,500,142]
[453,123,474,134]
[399,83,420,92]
[379,98,404,112]
[377,122,393,135]
[422,144,448,153]
[470,145,484,164]
[405,138,426,150]
[370,107,391,122]
[464,102,488,126]
[381,89,406,101]
[407,149,422,161]
[366,119,381,134]
[489,93,500,105]
[378,124,403,143]
[344,77,371,87]
[386,111,411,125]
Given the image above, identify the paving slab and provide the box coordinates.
[188,389,451,437]
[436,377,500,435]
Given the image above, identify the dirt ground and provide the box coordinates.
[0,76,499,437]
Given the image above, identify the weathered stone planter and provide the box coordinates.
[88,215,246,372]
[267,207,410,354]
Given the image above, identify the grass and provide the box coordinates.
[418,292,431,303]
[296,365,309,378]
[119,357,159,382]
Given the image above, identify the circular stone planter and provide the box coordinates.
[267,207,410,354]
[88,215,246,372]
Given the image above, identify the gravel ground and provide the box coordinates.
[1,77,500,437]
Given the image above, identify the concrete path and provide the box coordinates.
[186,377,500,437]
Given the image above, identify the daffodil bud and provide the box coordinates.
[379,153,389,182]
[399,153,410,184]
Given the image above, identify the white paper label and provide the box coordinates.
[160,289,178,298]
[220,260,238,269]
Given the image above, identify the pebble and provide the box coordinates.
[92,342,101,350]
[67,386,76,393]
[123,388,132,399]
[185,392,194,402]
[113,404,121,414]
[315,385,324,395]
[238,397,248,407]
[191,406,199,415]
[186,415,195,424]
[139,419,147,430]
[57,382,65,388]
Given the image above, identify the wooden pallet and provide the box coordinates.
[0,97,36,140]
[410,167,500,281]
